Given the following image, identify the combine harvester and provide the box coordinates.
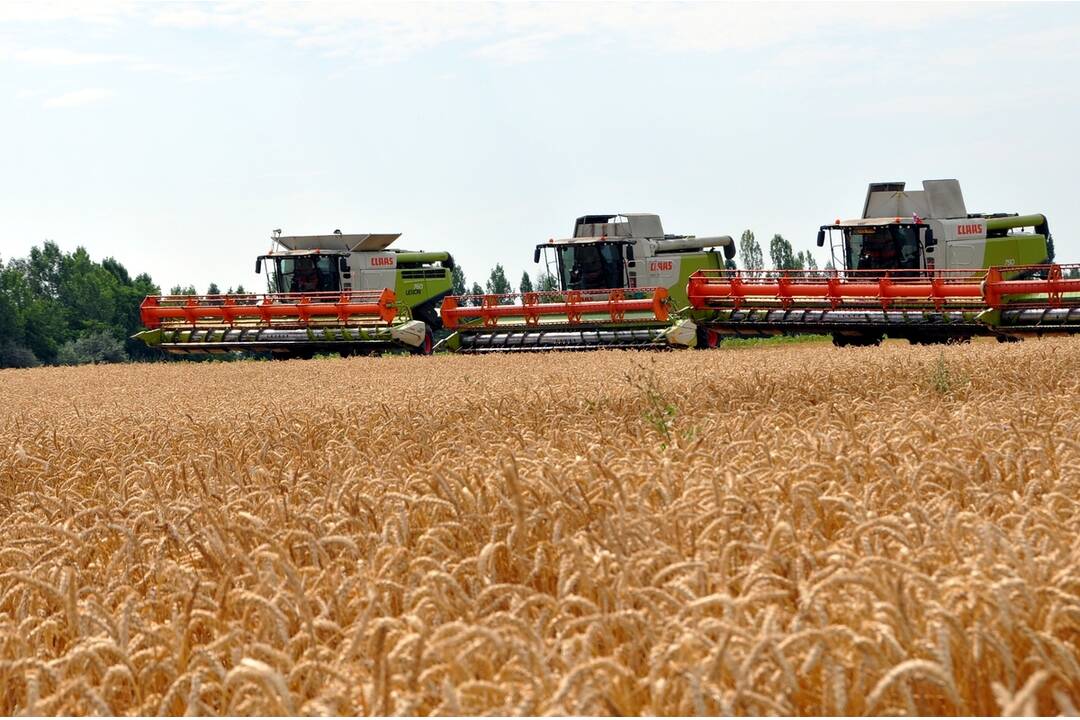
[437,213,736,351]
[686,179,1079,346]
[136,232,453,358]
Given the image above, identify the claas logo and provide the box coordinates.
[370,256,395,267]
[957,223,984,236]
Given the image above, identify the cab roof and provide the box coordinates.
[273,233,401,252]
[824,217,921,228]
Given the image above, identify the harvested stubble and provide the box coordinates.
[1,338,1080,715]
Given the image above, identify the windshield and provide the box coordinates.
[843,225,921,272]
[264,254,341,294]
[555,242,625,290]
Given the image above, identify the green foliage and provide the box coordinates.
[797,250,818,272]
[929,351,970,396]
[536,272,559,292]
[57,330,128,365]
[739,230,764,271]
[207,282,221,295]
[169,284,197,296]
[719,333,831,348]
[625,360,679,448]
[450,265,467,296]
[769,234,799,271]
[486,264,511,295]
[467,281,485,306]
[519,271,534,294]
[0,242,162,367]
[725,258,737,270]
[0,343,39,368]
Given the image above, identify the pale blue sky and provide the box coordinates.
[3,1,1079,293]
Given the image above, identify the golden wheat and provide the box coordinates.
[1,338,1079,715]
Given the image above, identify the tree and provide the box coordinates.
[519,271,534,294]
[26,241,64,299]
[101,257,131,285]
[450,265,467,296]
[235,284,246,294]
[769,234,799,271]
[468,281,484,306]
[725,258,737,271]
[486,264,511,295]
[207,282,220,296]
[0,257,37,367]
[797,250,818,272]
[739,230,764,271]
[57,331,127,365]
[57,247,120,335]
[169,284,197,296]
[536,272,559,292]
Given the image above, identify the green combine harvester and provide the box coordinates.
[136,232,453,358]
[688,179,1069,346]
[437,213,736,352]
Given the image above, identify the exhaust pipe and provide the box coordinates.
[655,235,736,259]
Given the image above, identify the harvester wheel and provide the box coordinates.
[695,326,720,350]
[410,326,434,356]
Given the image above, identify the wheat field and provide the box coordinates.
[1,338,1079,715]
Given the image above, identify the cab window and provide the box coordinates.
[556,242,625,290]
[844,225,921,272]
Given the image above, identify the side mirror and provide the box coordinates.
[626,245,635,261]
[816,229,825,247]
[533,247,541,263]
[924,227,937,248]
[255,257,262,274]
[338,257,349,273]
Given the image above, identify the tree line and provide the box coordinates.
[449,264,558,299]
[736,230,823,272]
[0,242,252,369]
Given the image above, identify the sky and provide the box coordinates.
[2,1,1079,293]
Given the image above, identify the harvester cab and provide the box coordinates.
[817,180,1053,275]
[256,232,454,329]
[533,213,736,308]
